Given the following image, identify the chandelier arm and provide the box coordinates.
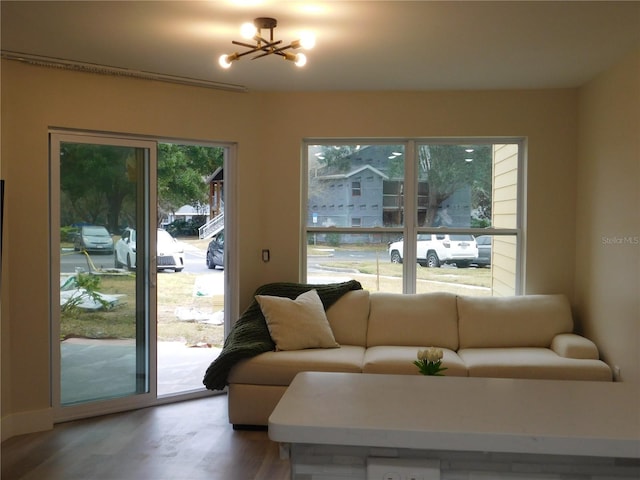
[226,46,265,60]
[233,38,282,52]
[253,34,277,46]
[232,40,260,49]
[269,44,295,55]
[235,49,261,59]
[251,50,280,60]
[257,40,282,51]
[251,41,285,59]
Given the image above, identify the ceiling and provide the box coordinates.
[1,1,639,92]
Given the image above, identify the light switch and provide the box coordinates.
[262,249,270,262]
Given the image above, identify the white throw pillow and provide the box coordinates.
[255,289,339,351]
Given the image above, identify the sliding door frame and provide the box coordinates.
[51,129,238,422]
[50,130,157,422]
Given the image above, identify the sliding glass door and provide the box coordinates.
[51,132,157,421]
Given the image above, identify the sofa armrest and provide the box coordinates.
[551,333,599,359]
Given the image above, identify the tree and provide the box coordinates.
[418,144,492,226]
[157,144,224,223]
[312,145,404,177]
[60,143,136,232]
[311,145,359,175]
[60,142,224,232]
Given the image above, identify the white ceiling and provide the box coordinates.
[2,1,639,92]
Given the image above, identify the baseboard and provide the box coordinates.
[1,407,53,442]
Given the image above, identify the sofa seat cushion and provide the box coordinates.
[363,346,467,377]
[367,292,459,350]
[457,294,574,349]
[458,348,613,381]
[227,345,365,386]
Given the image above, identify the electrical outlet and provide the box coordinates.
[614,365,621,380]
[366,458,440,480]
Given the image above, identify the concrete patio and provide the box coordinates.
[61,338,221,404]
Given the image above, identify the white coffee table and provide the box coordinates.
[269,372,640,479]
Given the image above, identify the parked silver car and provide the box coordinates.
[473,235,492,267]
[74,225,114,254]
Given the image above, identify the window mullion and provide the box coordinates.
[403,141,418,294]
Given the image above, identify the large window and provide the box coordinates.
[304,140,523,296]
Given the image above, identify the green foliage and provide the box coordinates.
[61,273,111,316]
[314,145,357,174]
[413,358,448,376]
[418,144,492,226]
[326,232,341,246]
[414,347,448,375]
[60,226,79,243]
[471,218,491,228]
[314,145,405,177]
[60,142,223,233]
[60,143,137,232]
[165,218,205,237]
[158,144,224,219]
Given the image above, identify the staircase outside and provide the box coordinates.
[199,212,224,239]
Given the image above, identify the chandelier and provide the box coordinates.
[218,17,315,69]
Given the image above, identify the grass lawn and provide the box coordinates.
[60,272,224,346]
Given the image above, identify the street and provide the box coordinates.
[60,243,211,274]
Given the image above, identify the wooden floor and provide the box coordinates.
[1,394,290,480]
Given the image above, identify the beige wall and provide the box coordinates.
[1,55,623,438]
[575,48,640,384]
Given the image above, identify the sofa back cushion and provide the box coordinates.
[367,292,459,349]
[326,289,370,346]
[457,294,573,349]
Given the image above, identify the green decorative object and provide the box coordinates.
[414,347,448,376]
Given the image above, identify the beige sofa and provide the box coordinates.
[227,291,612,426]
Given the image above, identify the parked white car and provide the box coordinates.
[114,227,137,270]
[388,233,478,268]
[115,228,185,272]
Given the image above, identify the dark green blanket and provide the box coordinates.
[202,280,363,391]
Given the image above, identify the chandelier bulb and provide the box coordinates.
[299,32,316,50]
[294,53,307,67]
[283,51,306,67]
[219,55,231,69]
[240,22,257,40]
[219,53,239,69]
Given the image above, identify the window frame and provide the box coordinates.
[302,138,526,295]
[351,180,362,197]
